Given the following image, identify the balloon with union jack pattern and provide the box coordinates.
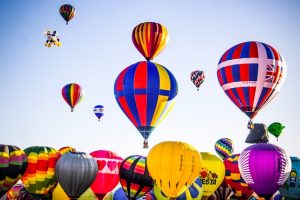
[62,83,84,112]
[119,155,153,200]
[217,41,287,120]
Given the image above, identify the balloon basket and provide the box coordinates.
[143,140,148,149]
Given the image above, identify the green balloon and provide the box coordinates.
[268,122,285,138]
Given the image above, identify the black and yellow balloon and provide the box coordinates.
[147,141,202,198]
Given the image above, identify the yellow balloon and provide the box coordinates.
[147,141,202,198]
[52,184,97,200]
[199,152,225,199]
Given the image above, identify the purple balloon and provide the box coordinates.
[238,143,291,198]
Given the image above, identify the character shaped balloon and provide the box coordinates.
[43,30,61,47]
[114,61,178,148]
[239,143,291,199]
[132,22,169,60]
[93,105,104,121]
[217,41,286,125]
[62,83,84,112]
[268,122,285,140]
[0,145,27,198]
[59,4,76,25]
[190,70,205,91]
[90,150,123,199]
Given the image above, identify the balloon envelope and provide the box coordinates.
[217,41,287,119]
[214,138,234,160]
[0,145,27,198]
[279,156,300,199]
[90,150,123,199]
[59,4,75,25]
[114,61,178,147]
[268,122,285,139]
[239,143,291,198]
[61,83,83,112]
[132,22,169,60]
[147,141,202,198]
[93,105,104,121]
[190,70,205,90]
[55,152,98,199]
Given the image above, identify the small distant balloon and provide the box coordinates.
[190,70,205,91]
[214,138,234,160]
[268,122,285,140]
[93,105,104,121]
[59,4,76,25]
[62,83,83,112]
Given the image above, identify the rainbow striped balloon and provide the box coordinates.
[0,145,27,197]
[132,22,169,60]
[21,146,60,196]
[119,155,153,199]
[59,4,76,25]
[214,138,234,160]
[58,146,76,156]
[62,83,83,112]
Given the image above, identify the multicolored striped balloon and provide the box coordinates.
[59,4,76,25]
[0,145,27,198]
[217,41,287,120]
[21,146,60,197]
[214,138,234,160]
[58,146,76,156]
[119,155,153,199]
[62,83,84,112]
[90,150,123,199]
[224,154,255,200]
[132,22,169,60]
[114,61,178,148]
[190,70,205,90]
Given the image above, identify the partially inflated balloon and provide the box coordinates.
[224,154,255,200]
[93,105,104,121]
[268,122,285,139]
[114,61,178,148]
[62,83,83,112]
[119,155,153,199]
[90,150,123,199]
[217,41,286,120]
[199,152,225,200]
[0,145,27,198]
[55,152,98,199]
[5,183,24,200]
[279,156,300,199]
[21,146,60,198]
[132,22,169,60]
[52,184,97,200]
[239,143,291,199]
[214,138,234,160]
[59,4,76,25]
[147,141,202,198]
[190,70,205,91]
[103,187,144,200]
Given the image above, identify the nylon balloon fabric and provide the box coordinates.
[61,83,83,112]
[214,138,234,160]
[217,41,286,119]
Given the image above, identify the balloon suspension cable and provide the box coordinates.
[247,119,253,129]
[143,139,148,149]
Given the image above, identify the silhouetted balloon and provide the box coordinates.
[59,4,76,25]
[55,152,98,199]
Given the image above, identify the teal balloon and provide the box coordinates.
[268,122,285,138]
[279,157,300,199]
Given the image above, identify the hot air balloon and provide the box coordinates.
[6,183,24,200]
[279,156,300,199]
[239,143,291,199]
[52,184,98,200]
[268,122,285,140]
[93,105,104,121]
[21,146,60,199]
[217,41,287,125]
[152,177,203,200]
[224,154,255,200]
[213,180,233,200]
[199,152,225,200]
[147,141,202,198]
[90,150,123,199]
[0,145,27,198]
[59,4,76,25]
[214,138,234,160]
[103,187,144,200]
[61,83,83,112]
[114,61,178,148]
[190,70,205,91]
[58,146,76,156]
[132,22,169,60]
[55,152,98,200]
[119,155,153,199]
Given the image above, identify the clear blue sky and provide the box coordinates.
[0,0,299,158]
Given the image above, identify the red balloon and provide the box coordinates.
[90,150,123,199]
